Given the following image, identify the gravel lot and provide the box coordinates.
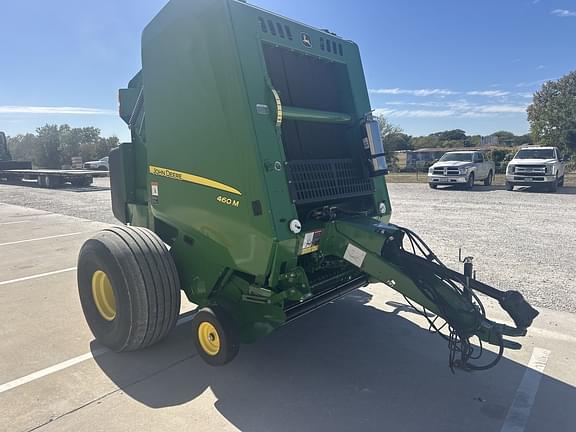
[0,178,574,312]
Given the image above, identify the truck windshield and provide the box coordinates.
[515,149,555,159]
[439,153,473,162]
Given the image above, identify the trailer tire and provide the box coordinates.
[77,226,181,352]
[71,177,93,187]
[43,175,63,189]
[192,307,240,366]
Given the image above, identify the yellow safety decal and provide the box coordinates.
[149,165,242,196]
[271,88,283,127]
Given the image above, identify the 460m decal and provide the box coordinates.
[149,165,242,196]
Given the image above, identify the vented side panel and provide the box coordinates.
[286,159,374,204]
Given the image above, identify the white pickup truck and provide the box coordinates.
[428,151,495,189]
[506,146,567,192]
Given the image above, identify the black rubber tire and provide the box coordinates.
[192,307,240,366]
[549,176,558,193]
[559,176,565,187]
[428,183,438,189]
[45,175,63,189]
[505,181,514,191]
[465,172,475,190]
[77,226,181,352]
[71,177,93,187]
[484,171,493,186]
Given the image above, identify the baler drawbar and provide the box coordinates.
[76,0,538,371]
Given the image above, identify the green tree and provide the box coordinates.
[434,129,467,141]
[6,124,119,168]
[527,70,576,154]
[35,125,61,168]
[377,116,411,169]
[7,133,38,162]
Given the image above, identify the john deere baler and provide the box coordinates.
[77,0,537,368]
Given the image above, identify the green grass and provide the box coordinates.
[386,172,576,187]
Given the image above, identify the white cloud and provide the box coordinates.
[515,78,556,87]
[466,90,510,97]
[476,104,527,113]
[370,88,516,98]
[369,88,457,96]
[374,101,528,119]
[0,106,115,115]
[551,9,576,17]
[374,109,455,118]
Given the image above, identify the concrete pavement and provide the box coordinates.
[0,202,575,432]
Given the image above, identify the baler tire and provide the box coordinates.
[77,226,181,352]
[192,307,239,366]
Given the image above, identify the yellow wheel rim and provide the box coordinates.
[91,270,117,321]
[198,322,221,356]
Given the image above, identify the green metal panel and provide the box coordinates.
[118,0,392,335]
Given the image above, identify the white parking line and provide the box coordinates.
[0,349,108,394]
[0,232,84,247]
[0,313,196,395]
[0,221,28,226]
[500,347,551,432]
[0,267,77,286]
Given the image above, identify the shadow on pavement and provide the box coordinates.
[91,290,575,432]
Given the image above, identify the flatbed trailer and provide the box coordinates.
[0,168,108,188]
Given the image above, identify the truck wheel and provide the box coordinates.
[465,172,475,190]
[428,183,438,189]
[77,226,181,352]
[549,176,558,193]
[192,307,240,366]
[559,176,565,187]
[484,171,493,186]
[505,181,514,191]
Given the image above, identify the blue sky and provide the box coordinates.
[0,0,574,141]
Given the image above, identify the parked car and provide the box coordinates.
[428,151,495,189]
[505,146,567,192]
[84,156,109,171]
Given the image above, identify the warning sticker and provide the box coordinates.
[300,230,323,255]
[151,182,159,204]
[343,243,367,268]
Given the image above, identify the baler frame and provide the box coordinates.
[77,0,537,369]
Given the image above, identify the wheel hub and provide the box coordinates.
[91,270,117,321]
[198,322,221,356]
